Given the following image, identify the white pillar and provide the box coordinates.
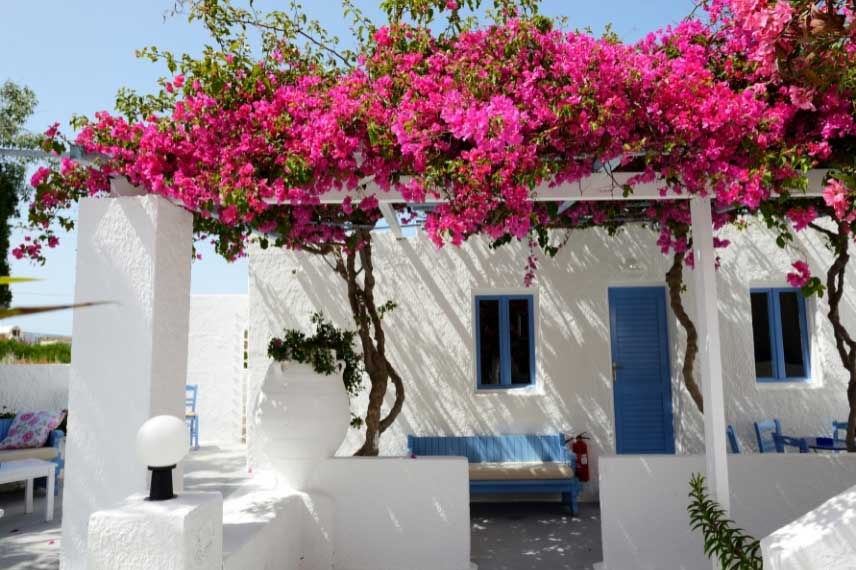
[61,193,193,570]
[690,197,730,514]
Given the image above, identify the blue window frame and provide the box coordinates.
[750,288,811,382]
[475,295,535,389]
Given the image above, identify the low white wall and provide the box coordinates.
[762,483,856,570]
[187,295,248,445]
[312,457,471,570]
[600,454,856,570]
[0,364,69,412]
[220,456,471,570]
[222,489,333,570]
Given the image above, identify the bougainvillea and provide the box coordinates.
[20,5,853,265]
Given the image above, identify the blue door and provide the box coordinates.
[608,287,675,454]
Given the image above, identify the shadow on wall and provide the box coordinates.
[686,221,852,454]
[248,222,855,489]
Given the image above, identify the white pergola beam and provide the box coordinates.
[264,169,828,205]
[690,197,731,528]
[378,202,403,239]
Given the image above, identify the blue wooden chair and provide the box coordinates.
[773,433,809,453]
[833,421,848,442]
[726,425,740,453]
[185,384,199,450]
[754,419,782,453]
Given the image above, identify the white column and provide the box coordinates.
[690,197,730,514]
[61,192,193,570]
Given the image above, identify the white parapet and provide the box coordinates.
[88,492,223,570]
[311,456,472,570]
[762,483,856,570]
[61,194,193,569]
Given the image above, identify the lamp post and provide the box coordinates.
[135,415,188,501]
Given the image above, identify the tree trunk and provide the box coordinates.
[820,223,856,451]
[666,249,704,413]
[327,231,405,456]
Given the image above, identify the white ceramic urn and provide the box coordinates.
[253,361,350,490]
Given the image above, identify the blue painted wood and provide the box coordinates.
[754,419,782,453]
[408,433,580,514]
[186,384,199,449]
[475,295,536,389]
[833,421,848,442]
[608,287,675,455]
[726,425,740,454]
[773,433,809,453]
[751,288,811,382]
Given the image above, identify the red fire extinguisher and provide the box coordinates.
[570,432,590,482]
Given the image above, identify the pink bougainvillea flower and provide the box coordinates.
[823,179,851,221]
[787,260,811,288]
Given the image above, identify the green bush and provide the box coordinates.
[0,338,70,364]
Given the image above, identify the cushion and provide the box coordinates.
[468,462,574,481]
[0,411,65,450]
[0,446,58,461]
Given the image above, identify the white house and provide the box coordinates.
[248,219,852,500]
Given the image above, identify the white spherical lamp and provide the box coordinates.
[136,415,188,501]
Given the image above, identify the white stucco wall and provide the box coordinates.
[220,456,470,570]
[312,457,471,570]
[0,364,69,412]
[248,221,853,499]
[187,295,248,445]
[599,454,856,570]
[761,482,856,570]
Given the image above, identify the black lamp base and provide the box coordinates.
[147,465,176,501]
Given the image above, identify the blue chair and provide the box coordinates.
[185,384,199,450]
[726,425,740,453]
[754,419,782,453]
[833,421,848,442]
[773,433,809,453]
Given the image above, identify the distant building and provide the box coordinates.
[0,326,22,340]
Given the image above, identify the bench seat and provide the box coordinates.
[408,434,582,514]
[469,462,573,481]
[0,447,58,462]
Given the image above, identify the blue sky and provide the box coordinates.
[1,0,693,334]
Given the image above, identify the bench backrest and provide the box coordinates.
[408,434,574,466]
[0,418,12,441]
[0,417,61,448]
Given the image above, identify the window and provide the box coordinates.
[750,288,810,382]
[475,295,535,389]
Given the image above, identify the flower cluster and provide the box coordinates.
[17,4,856,286]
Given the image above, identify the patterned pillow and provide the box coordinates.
[0,411,65,450]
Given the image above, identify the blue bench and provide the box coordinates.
[407,433,582,514]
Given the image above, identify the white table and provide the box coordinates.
[0,458,55,521]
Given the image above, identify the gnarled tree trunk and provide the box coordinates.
[813,222,856,451]
[665,249,704,413]
[327,230,404,456]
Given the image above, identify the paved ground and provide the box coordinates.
[471,501,602,570]
[0,484,60,570]
[0,448,604,570]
